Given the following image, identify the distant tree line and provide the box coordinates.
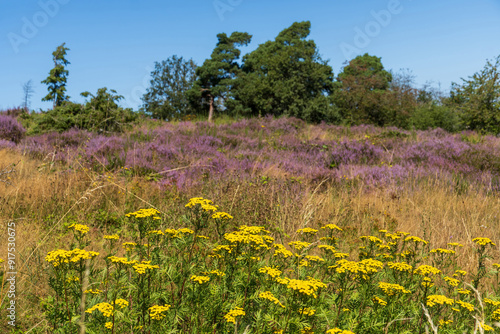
[142,21,500,134]
[22,21,500,135]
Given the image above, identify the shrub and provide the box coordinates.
[0,114,26,143]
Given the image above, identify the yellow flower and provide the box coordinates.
[426,295,454,307]
[299,307,315,316]
[493,263,500,270]
[330,258,383,275]
[224,307,245,324]
[107,256,137,265]
[456,300,474,312]
[443,276,460,287]
[414,265,441,276]
[103,234,119,240]
[133,261,159,274]
[438,319,453,327]
[492,308,500,321]
[212,211,233,220]
[86,302,114,317]
[378,282,411,296]
[430,248,456,254]
[457,288,470,295]
[105,322,113,329]
[404,236,428,244]
[148,230,164,236]
[326,329,355,334]
[472,237,496,246]
[421,277,434,288]
[202,269,225,277]
[484,298,500,307]
[273,243,294,258]
[360,236,383,244]
[259,291,285,308]
[149,304,171,320]
[288,241,311,251]
[122,242,137,251]
[84,289,102,294]
[45,249,99,267]
[284,277,326,298]
[297,227,318,235]
[318,244,336,253]
[453,270,467,277]
[190,275,210,284]
[447,242,463,247]
[68,223,89,234]
[322,224,343,231]
[373,296,387,306]
[114,299,128,308]
[481,323,494,331]
[126,208,161,218]
[387,261,413,272]
[259,266,282,279]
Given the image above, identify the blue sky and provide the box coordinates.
[1,0,499,111]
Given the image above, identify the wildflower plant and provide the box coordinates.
[42,200,500,333]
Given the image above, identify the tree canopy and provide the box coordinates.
[231,21,336,122]
[187,31,252,122]
[141,56,197,120]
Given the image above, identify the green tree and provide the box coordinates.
[233,21,336,122]
[449,55,500,134]
[141,56,197,120]
[41,43,70,108]
[187,31,252,122]
[81,87,136,133]
[333,53,392,126]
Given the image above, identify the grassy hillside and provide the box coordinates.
[1,116,500,333]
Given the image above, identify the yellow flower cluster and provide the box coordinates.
[299,307,315,316]
[274,244,294,258]
[305,255,325,263]
[202,269,225,277]
[439,319,453,327]
[378,282,411,296]
[149,304,171,320]
[132,261,159,274]
[125,208,161,219]
[190,275,210,284]
[421,277,434,288]
[447,242,463,247]
[103,234,119,240]
[279,277,326,298]
[105,322,113,329]
[259,266,282,279]
[122,242,137,251]
[326,329,355,334]
[404,236,428,244]
[259,291,285,308]
[456,300,474,312]
[107,256,137,265]
[373,296,387,306]
[84,289,102,294]
[444,276,460,287]
[427,295,454,307]
[148,230,164,235]
[414,265,441,276]
[481,323,494,331]
[360,236,383,244]
[387,261,413,272]
[68,223,89,234]
[485,298,500,307]
[45,249,99,267]
[472,237,496,246]
[322,224,343,231]
[224,307,245,324]
[430,248,456,254]
[457,288,470,295]
[492,308,500,321]
[224,227,273,250]
[288,241,311,251]
[212,211,233,219]
[318,244,336,253]
[331,258,383,275]
[453,270,467,277]
[86,302,114,317]
[296,227,318,235]
[185,197,218,212]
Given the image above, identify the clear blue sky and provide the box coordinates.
[1,0,499,111]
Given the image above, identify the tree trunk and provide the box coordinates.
[208,95,214,122]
